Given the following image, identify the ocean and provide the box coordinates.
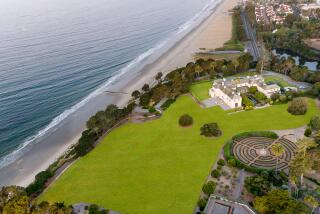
[0,0,215,169]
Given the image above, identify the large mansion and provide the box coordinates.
[209,75,280,108]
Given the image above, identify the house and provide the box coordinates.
[204,195,257,214]
[209,75,280,108]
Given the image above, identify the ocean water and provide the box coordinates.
[0,0,215,168]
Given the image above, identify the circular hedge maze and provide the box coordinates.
[233,136,296,170]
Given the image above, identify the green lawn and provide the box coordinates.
[264,76,294,87]
[190,81,212,101]
[40,96,318,214]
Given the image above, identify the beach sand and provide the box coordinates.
[0,0,238,187]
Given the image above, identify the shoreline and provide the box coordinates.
[0,0,238,187]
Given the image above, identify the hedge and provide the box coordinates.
[223,131,279,173]
[232,131,278,141]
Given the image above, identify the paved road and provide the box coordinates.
[234,169,245,199]
[241,9,261,60]
[263,70,312,89]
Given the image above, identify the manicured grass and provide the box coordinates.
[215,41,245,51]
[190,80,212,101]
[264,76,294,87]
[40,96,318,214]
[194,53,243,60]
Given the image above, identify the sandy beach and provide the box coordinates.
[0,0,237,187]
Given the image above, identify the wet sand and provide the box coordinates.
[0,0,237,187]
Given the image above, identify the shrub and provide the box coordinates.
[287,98,308,115]
[227,158,237,167]
[244,175,271,196]
[148,107,156,113]
[211,169,220,178]
[74,130,97,157]
[304,127,312,137]
[202,181,216,195]
[232,131,278,141]
[279,95,287,102]
[139,92,152,106]
[197,198,208,211]
[26,170,53,195]
[271,93,280,101]
[242,95,254,107]
[310,116,320,130]
[217,165,222,170]
[160,99,175,110]
[179,114,193,127]
[200,123,222,137]
[254,91,267,100]
[249,86,258,94]
[217,159,225,166]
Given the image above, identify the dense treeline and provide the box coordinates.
[135,53,254,108]
[232,8,247,42]
[245,2,257,27]
[0,186,72,214]
[269,55,320,84]
[263,15,320,61]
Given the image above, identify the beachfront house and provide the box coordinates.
[209,75,280,108]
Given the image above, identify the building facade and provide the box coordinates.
[209,75,280,109]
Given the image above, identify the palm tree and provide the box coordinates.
[297,138,317,158]
[271,143,285,174]
[290,151,314,187]
[304,195,318,214]
[289,175,298,198]
[194,64,202,78]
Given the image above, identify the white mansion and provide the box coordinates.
[209,75,280,108]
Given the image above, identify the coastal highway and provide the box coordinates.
[241,9,261,60]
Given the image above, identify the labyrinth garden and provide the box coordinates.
[231,134,296,170]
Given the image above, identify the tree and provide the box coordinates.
[202,181,216,195]
[179,114,193,127]
[87,115,100,134]
[139,92,152,107]
[256,59,263,73]
[289,139,316,186]
[304,195,318,214]
[245,175,271,196]
[131,90,140,99]
[197,198,207,211]
[253,189,309,214]
[200,123,222,137]
[155,72,163,82]
[248,86,258,94]
[287,98,308,115]
[151,84,169,104]
[0,186,72,214]
[289,175,299,198]
[142,84,150,92]
[271,93,280,101]
[304,127,312,137]
[310,116,320,131]
[195,64,202,78]
[238,53,253,72]
[2,195,29,214]
[271,143,285,173]
[297,138,317,158]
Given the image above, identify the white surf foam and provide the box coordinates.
[0,0,222,169]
